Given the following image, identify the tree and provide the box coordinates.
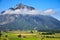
[0,30,2,40]
[0,30,2,37]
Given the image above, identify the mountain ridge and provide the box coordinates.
[0,3,60,31]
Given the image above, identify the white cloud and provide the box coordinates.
[43,9,55,15]
[2,8,55,15]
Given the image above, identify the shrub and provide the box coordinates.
[18,34,22,38]
[5,35,8,38]
[30,30,33,33]
[4,38,7,40]
[42,32,55,35]
[46,36,54,38]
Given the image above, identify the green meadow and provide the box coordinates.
[0,30,60,40]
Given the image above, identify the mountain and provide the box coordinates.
[14,3,35,10]
[0,3,60,31]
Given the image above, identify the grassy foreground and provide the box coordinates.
[0,30,60,40]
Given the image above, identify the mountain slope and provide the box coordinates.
[0,3,60,31]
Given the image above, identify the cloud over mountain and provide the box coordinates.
[2,8,54,15]
[1,3,55,15]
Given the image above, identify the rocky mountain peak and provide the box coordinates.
[14,3,35,10]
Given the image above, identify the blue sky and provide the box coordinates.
[0,0,60,20]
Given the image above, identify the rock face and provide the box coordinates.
[8,3,35,11]
[0,3,60,31]
[14,3,35,10]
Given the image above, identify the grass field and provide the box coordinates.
[0,30,60,40]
